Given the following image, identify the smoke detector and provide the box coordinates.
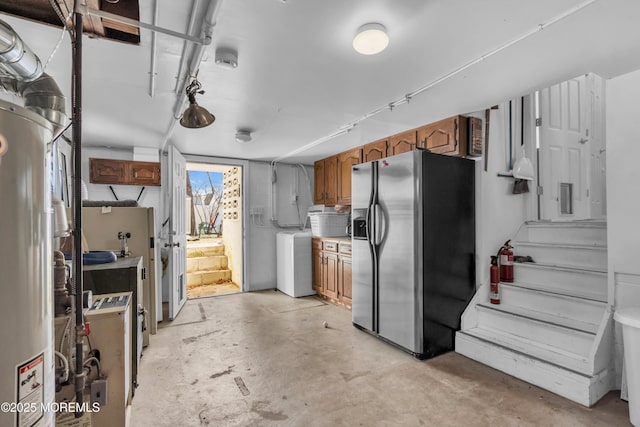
[215,48,238,69]
[235,130,252,143]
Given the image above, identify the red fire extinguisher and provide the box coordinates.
[498,240,514,283]
[490,256,500,304]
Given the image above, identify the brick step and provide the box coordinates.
[186,244,225,258]
[186,255,228,273]
[186,269,232,288]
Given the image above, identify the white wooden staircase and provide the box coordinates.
[456,221,614,406]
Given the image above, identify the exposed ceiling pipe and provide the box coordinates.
[148,0,159,97]
[77,4,208,44]
[161,0,222,152]
[0,19,67,132]
[173,0,200,94]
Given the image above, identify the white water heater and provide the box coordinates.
[0,99,55,427]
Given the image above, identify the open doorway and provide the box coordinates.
[185,162,244,298]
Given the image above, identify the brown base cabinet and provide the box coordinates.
[312,237,352,309]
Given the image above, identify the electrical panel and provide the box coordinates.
[223,167,241,222]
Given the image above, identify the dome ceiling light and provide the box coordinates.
[352,23,389,55]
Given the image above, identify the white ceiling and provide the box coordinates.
[2,0,640,164]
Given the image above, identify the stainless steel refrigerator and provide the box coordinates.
[352,149,475,359]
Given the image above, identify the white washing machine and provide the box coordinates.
[276,230,315,297]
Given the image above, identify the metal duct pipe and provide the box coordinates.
[0,19,67,132]
[161,0,221,151]
[0,20,42,81]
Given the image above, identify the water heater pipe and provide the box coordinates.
[0,20,67,132]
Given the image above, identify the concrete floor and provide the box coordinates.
[187,282,241,299]
[131,291,631,426]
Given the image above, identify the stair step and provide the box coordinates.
[523,220,606,246]
[500,283,606,326]
[514,263,607,302]
[455,330,612,406]
[476,303,595,356]
[513,241,607,271]
[186,245,225,257]
[477,302,599,334]
[458,327,591,375]
[186,255,228,273]
[186,269,232,288]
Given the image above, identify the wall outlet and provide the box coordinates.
[290,194,298,205]
[90,378,108,406]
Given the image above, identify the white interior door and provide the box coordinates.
[168,145,187,319]
[539,75,590,220]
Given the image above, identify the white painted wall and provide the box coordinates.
[606,69,640,291]
[223,165,244,287]
[474,101,534,290]
[606,69,640,390]
[245,161,314,291]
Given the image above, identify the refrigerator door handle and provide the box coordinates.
[365,205,374,246]
[374,204,386,246]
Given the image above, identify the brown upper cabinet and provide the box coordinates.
[362,139,388,162]
[90,158,161,186]
[314,156,338,206]
[389,130,417,157]
[313,114,471,207]
[337,148,362,205]
[313,160,325,204]
[417,115,468,156]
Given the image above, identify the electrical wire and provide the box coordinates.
[83,356,101,378]
[43,26,67,71]
[54,350,70,382]
[59,315,72,352]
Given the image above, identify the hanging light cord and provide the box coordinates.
[185,79,205,102]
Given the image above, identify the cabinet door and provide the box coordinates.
[417,116,468,156]
[389,130,417,157]
[338,255,352,307]
[130,161,161,186]
[362,139,388,162]
[324,156,338,206]
[322,252,338,299]
[90,158,127,184]
[337,148,362,205]
[314,160,325,204]
[312,242,323,294]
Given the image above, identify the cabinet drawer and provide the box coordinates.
[339,243,351,255]
[322,240,338,252]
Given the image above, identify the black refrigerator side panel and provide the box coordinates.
[421,152,476,356]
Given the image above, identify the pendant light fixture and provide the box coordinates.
[352,23,389,55]
[180,78,215,128]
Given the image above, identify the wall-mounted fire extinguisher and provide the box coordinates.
[498,240,514,283]
[490,256,500,304]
